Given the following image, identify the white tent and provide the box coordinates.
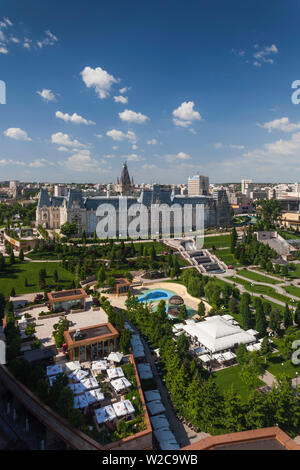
[65,361,81,373]
[212,353,226,363]
[222,351,236,361]
[91,360,108,371]
[246,329,259,336]
[199,354,211,363]
[112,399,135,417]
[107,352,124,363]
[80,377,98,390]
[46,364,63,377]
[69,382,86,395]
[110,377,132,392]
[85,389,105,404]
[94,405,116,424]
[107,367,124,380]
[74,395,88,409]
[182,315,256,353]
[69,369,89,381]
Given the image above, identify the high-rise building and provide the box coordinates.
[54,185,67,197]
[188,175,209,196]
[241,179,254,196]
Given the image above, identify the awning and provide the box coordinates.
[107,352,124,363]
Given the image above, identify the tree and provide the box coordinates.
[119,329,131,354]
[97,265,106,285]
[269,309,282,335]
[53,269,59,283]
[177,333,189,354]
[173,256,180,278]
[19,248,24,262]
[229,296,238,315]
[197,301,206,319]
[240,298,251,329]
[230,226,238,254]
[156,300,167,322]
[10,287,16,298]
[9,251,15,265]
[60,221,78,238]
[283,304,293,329]
[236,343,248,365]
[222,386,246,433]
[179,304,188,321]
[255,298,267,337]
[294,302,300,328]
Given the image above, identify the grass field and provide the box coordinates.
[203,235,231,249]
[213,365,264,401]
[266,354,300,379]
[284,285,300,299]
[0,260,75,297]
[260,264,300,280]
[228,276,295,306]
[236,269,281,285]
[214,248,241,267]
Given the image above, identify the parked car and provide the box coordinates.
[228,265,234,269]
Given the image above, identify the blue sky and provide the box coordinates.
[1,0,300,183]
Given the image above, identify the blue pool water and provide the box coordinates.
[138,289,175,303]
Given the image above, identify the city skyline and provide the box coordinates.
[1,1,300,183]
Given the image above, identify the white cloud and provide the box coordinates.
[80,66,119,99]
[0,46,8,54]
[253,44,278,66]
[258,117,300,133]
[51,132,85,148]
[63,149,105,172]
[3,127,32,141]
[37,30,58,48]
[37,89,56,102]
[132,144,138,150]
[172,101,202,128]
[119,109,149,124]
[29,158,53,168]
[165,152,191,163]
[213,142,223,149]
[119,87,130,94]
[229,144,245,149]
[95,133,103,139]
[146,139,158,145]
[125,153,143,162]
[112,145,118,150]
[114,95,128,104]
[55,110,95,125]
[142,164,157,169]
[213,142,245,150]
[106,129,136,142]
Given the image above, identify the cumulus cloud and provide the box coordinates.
[213,142,245,150]
[119,109,149,124]
[29,158,54,168]
[125,153,143,162]
[146,138,158,145]
[51,132,85,148]
[3,127,32,141]
[63,149,105,172]
[172,101,202,128]
[106,129,136,142]
[80,66,119,99]
[37,89,56,102]
[114,95,128,104]
[55,110,95,125]
[258,117,300,133]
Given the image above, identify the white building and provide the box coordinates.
[241,179,254,197]
[188,175,209,196]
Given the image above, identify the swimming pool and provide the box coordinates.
[138,289,175,303]
[138,288,196,318]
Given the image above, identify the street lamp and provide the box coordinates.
[251,282,254,297]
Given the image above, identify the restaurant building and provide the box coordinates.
[64,323,119,362]
[114,278,131,296]
[47,288,87,313]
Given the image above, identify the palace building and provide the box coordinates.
[36,163,231,236]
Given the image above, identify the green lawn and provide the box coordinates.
[236,269,281,285]
[228,276,295,306]
[266,354,300,380]
[261,264,300,280]
[214,248,241,267]
[0,260,75,297]
[284,285,300,299]
[203,235,231,249]
[213,365,264,401]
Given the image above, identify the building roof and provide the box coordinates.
[182,427,300,451]
[182,316,256,353]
